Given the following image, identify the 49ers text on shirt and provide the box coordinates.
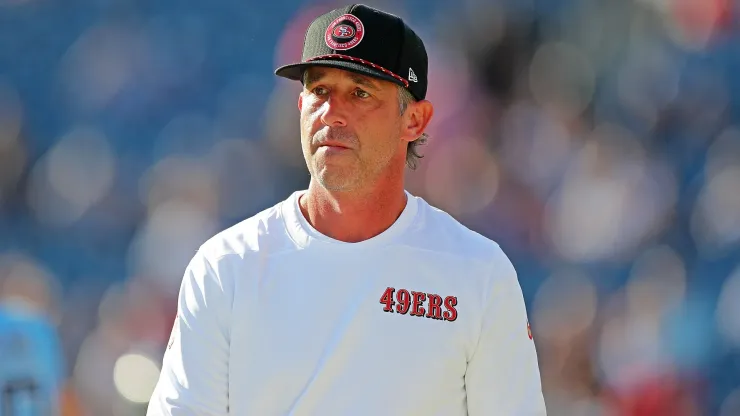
[379,287,458,321]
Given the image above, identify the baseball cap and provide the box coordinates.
[274,4,428,101]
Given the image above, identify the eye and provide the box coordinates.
[311,86,328,96]
[354,89,371,99]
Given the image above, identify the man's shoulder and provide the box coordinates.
[0,307,63,378]
[0,306,56,333]
[198,194,295,261]
[411,196,504,262]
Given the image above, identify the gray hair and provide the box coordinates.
[398,86,428,170]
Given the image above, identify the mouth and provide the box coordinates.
[318,142,351,149]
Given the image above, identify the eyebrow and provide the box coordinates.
[348,73,380,91]
[303,69,380,91]
[303,69,325,87]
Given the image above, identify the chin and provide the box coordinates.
[316,175,356,192]
[314,167,359,192]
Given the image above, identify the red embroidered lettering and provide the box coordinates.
[443,296,458,322]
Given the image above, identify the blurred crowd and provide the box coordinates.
[1,0,739,414]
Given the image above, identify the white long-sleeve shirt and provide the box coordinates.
[147,190,546,415]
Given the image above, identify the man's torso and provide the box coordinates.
[0,308,62,416]
[205,192,498,415]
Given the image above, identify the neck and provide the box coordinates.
[299,178,408,243]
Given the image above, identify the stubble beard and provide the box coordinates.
[303,125,401,193]
[303,128,362,192]
[310,152,364,192]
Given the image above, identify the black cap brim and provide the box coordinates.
[275,59,406,90]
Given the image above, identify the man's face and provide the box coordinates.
[298,67,407,192]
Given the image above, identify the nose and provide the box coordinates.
[319,95,348,127]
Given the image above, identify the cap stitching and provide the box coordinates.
[306,54,410,88]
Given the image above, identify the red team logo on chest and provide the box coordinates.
[379,287,458,321]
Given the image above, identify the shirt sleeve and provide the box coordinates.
[147,249,232,416]
[464,246,547,415]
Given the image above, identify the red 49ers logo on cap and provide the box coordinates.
[325,14,364,50]
[333,24,355,40]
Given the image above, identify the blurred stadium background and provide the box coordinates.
[1,0,739,414]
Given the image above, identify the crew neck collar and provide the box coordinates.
[282,189,418,249]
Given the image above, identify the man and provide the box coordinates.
[0,307,63,416]
[147,4,546,415]
[0,268,64,416]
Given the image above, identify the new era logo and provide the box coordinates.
[408,67,418,82]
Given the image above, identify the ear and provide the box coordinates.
[400,100,434,143]
[298,93,303,112]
